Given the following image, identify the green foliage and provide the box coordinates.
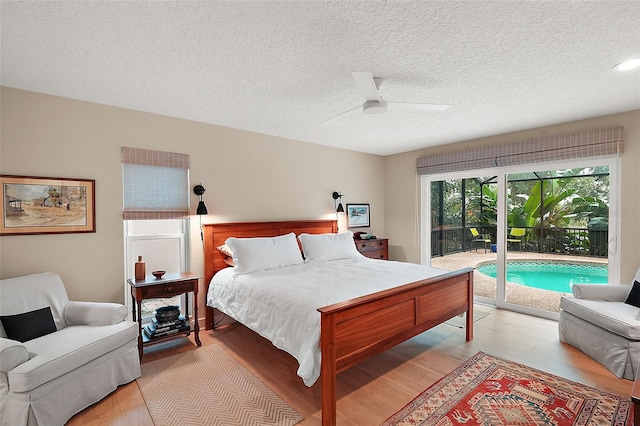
[465,178,498,226]
[430,167,610,256]
[514,180,575,228]
[571,195,609,222]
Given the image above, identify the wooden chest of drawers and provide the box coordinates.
[354,238,388,260]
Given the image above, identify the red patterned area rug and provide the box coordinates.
[382,351,632,426]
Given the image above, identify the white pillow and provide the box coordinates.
[225,232,303,274]
[298,231,363,262]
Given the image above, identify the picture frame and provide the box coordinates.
[346,203,370,228]
[1,175,96,236]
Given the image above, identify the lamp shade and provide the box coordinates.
[332,191,345,213]
[196,200,208,215]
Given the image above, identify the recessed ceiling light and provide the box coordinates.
[613,57,640,71]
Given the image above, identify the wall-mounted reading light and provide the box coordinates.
[332,191,345,213]
[194,184,207,241]
[193,184,208,215]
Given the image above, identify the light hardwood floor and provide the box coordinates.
[68,306,634,425]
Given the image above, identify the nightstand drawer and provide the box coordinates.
[142,280,195,298]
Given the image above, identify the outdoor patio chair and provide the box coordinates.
[470,228,491,253]
[507,228,525,251]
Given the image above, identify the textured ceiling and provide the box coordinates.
[1,1,639,156]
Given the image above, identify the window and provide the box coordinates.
[121,148,191,321]
[124,219,190,319]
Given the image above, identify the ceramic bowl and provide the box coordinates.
[152,270,166,279]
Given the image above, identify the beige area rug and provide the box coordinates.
[137,344,303,425]
[444,307,489,328]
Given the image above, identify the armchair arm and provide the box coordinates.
[0,338,29,373]
[64,301,127,326]
[571,284,630,301]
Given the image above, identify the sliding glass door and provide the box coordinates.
[424,158,618,320]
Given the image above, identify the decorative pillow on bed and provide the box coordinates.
[298,231,363,262]
[226,232,304,274]
[217,243,233,258]
[216,243,235,266]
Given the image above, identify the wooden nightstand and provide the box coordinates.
[128,272,202,359]
[354,238,388,260]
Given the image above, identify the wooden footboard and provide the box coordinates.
[202,221,474,426]
[318,267,474,425]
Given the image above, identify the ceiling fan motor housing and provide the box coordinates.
[363,100,388,114]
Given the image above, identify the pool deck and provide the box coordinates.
[431,250,607,313]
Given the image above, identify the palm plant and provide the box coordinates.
[508,179,577,251]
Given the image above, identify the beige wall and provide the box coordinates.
[384,110,640,283]
[0,87,384,303]
[2,87,638,304]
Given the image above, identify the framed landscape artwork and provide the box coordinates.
[346,203,370,228]
[1,175,95,236]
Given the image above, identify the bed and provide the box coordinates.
[203,220,474,425]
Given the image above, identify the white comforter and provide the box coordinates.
[207,257,447,386]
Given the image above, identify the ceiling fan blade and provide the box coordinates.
[320,105,361,125]
[386,102,450,111]
[351,71,381,102]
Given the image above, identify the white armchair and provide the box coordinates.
[0,272,140,426]
[559,267,640,380]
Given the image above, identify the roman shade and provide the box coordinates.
[122,147,190,220]
[416,126,624,175]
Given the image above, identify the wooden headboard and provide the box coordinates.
[202,219,337,329]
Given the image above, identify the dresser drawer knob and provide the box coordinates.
[166,286,173,293]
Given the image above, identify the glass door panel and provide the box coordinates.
[502,167,610,315]
[429,176,498,304]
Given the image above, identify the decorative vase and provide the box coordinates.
[135,256,146,280]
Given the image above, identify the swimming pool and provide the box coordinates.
[476,261,608,293]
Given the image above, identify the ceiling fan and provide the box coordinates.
[321,71,450,125]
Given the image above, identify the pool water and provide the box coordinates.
[476,261,608,293]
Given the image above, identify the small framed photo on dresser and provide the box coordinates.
[346,203,370,228]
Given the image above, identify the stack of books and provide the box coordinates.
[143,314,190,339]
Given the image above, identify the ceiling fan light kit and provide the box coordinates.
[363,100,388,114]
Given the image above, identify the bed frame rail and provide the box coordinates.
[318,267,474,425]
